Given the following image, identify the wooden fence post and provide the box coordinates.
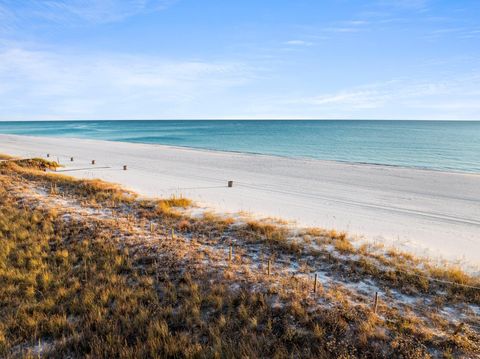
[314,273,318,294]
[267,259,271,276]
[373,292,379,314]
[229,244,233,262]
[91,160,95,165]
[228,180,233,188]
[453,323,465,335]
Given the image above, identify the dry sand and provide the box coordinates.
[1,134,479,267]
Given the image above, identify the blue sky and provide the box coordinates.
[0,0,479,120]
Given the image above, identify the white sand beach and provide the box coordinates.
[2,133,479,266]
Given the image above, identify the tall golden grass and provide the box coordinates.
[0,154,478,358]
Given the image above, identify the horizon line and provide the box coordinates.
[1,118,480,122]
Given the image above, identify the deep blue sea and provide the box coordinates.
[0,120,479,173]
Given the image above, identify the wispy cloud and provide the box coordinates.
[0,46,253,119]
[0,0,479,120]
[298,80,446,108]
[322,27,363,33]
[282,75,480,119]
[376,0,430,11]
[313,18,372,36]
[284,40,313,46]
[423,26,480,40]
[0,3,15,33]
[0,0,177,24]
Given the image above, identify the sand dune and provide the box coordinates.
[1,133,479,266]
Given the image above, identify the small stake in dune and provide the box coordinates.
[150,222,154,233]
[228,180,233,188]
[171,228,175,240]
[123,165,127,171]
[453,322,465,335]
[313,273,318,294]
[91,160,95,165]
[267,259,271,276]
[373,292,379,314]
[70,157,74,162]
[47,153,50,158]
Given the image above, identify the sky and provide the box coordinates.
[0,0,479,120]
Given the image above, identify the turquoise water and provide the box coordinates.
[0,120,479,173]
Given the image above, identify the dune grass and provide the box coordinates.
[0,173,384,358]
[0,154,479,358]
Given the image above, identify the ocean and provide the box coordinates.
[0,120,479,173]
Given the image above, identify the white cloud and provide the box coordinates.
[284,40,313,46]
[0,46,253,120]
[299,80,452,109]
[377,0,430,10]
[324,27,363,33]
[0,4,15,33]
[343,20,370,26]
[314,18,372,36]
[1,45,479,120]
[0,0,177,24]
[246,76,480,120]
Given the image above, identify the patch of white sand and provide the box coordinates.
[1,134,479,266]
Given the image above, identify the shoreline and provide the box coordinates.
[1,133,480,267]
[4,132,480,176]
[116,139,480,176]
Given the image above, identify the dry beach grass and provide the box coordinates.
[0,155,479,358]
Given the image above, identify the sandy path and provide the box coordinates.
[1,133,479,266]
